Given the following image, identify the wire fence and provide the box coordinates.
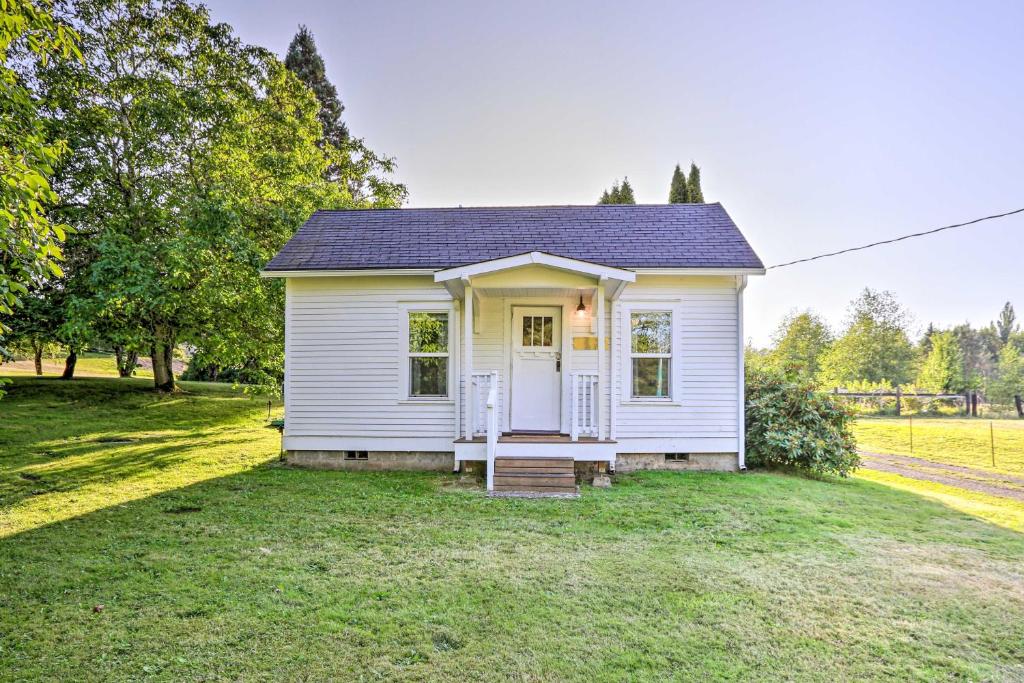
[831,388,1024,420]
[852,414,1024,474]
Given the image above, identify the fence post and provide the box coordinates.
[909,415,913,454]
[895,386,901,417]
[963,392,971,416]
[972,392,979,418]
[990,421,995,468]
[1015,394,1023,418]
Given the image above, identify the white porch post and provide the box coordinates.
[737,275,748,469]
[463,279,473,440]
[597,280,606,441]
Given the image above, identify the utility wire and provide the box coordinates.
[767,207,1024,269]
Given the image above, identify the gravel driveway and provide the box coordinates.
[859,451,1024,502]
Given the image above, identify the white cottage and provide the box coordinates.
[263,204,764,493]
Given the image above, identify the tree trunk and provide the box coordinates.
[150,325,176,391]
[116,348,138,377]
[33,344,43,375]
[61,348,78,380]
[125,350,138,377]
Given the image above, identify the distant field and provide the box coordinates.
[1,352,154,379]
[853,417,1024,476]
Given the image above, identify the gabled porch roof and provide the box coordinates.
[434,251,636,299]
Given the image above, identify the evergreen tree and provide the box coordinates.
[282,23,402,202]
[686,162,704,203]
[285,25,347,144]
[618,177,636,204]
[668,163,689,203]
[996,302,1017,345]
[598,179,635,204]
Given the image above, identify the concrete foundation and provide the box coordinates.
[614,452,739,473]
[287,450,454,472]
[287,451,738,474]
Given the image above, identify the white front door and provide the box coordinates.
[510,306,562,431]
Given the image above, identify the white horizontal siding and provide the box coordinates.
[614,275,740,444]
[282,272,742,454]
[284,276,456,440]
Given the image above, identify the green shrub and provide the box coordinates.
[746,366,860,477]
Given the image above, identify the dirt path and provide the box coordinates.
[859,451,1024,502]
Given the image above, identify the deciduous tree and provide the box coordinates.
[988,344,1024,405]
[40,0,404,392]
[817,289,915,387]
[0,0,78,342]
[915,330,964,392]
[766,310,832,381]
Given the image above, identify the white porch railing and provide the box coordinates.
[571,372,599,440]
[470,372,499,438]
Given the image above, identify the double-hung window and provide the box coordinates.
[407,310,449,398]
[630,311,672,399]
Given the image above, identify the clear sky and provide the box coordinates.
[204,0,1023,345]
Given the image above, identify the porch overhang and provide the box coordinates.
[434,251,636,299]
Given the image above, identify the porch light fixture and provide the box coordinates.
[576,295,586,318]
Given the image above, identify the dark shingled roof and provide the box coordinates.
[264,204,764,272]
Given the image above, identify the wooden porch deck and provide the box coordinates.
[454,433,616,445]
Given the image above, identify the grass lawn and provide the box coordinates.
[853,417,1024,476]
[0,351,154,379]
[2,377,1024,681]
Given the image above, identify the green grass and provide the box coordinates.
[2,376,1024,681]
[853,417,1024,476]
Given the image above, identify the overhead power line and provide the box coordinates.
[767,207,1024,270]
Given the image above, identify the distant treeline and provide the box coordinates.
[749,291,1023,405]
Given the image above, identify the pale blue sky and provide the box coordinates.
[205,0,1023,345]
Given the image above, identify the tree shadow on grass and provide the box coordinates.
[0,376,280,533]
[1,431,268,509]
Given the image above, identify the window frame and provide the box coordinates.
[622,304,678,403]
[399,303,455,402]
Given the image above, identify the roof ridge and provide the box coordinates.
[312,202,724,213]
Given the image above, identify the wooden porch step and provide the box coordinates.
[492,484,578,494]
[494,457,573,470]
[493,474,576,487]
[494,466,574,475]
[492,456,577,494]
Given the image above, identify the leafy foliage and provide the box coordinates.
[818,289,914,387]
[915,331,964,392]
[30,0,404,392]
[745,365,859,477]
[766,310,832,381]
[0,0,79,336]
[989,344,1024,405]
